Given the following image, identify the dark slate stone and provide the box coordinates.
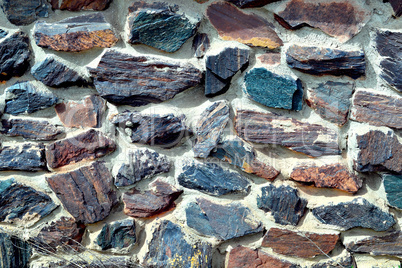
[312,197,396,231]
[114,148,170,187]
[383,174,402,209]
[145,220,213,267]
[1,0,49,25]
[0,178,58,226]
[192,33,210,58]
[345,231,402,257]
[51,0,112,11]
[257,184,307,226]
[127,1,199,53]
[0,232,31,268]
[0,29,7,39]
[226,0,281,8]
[96,219,136,251]
[286,45,365,79]
[1,118,64,141]
[0,32,31,82]
[178,162,251,196]
[0,143,47,171]
[4,81,58,115]
[186,198,263,240]
[244,68,303,111]
[89,50,202,106]
[386,0,402,17]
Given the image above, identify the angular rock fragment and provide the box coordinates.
[227,0,281,8]
[286,45,365,79]
[1,0,49,25]
[186,198,262,240]
[290,163,362,193]
[345,231,402,257]
[207,2,283,49]
[123,180,182,218]
[33,13,118,52]
[312,198,396,231]
[262,228,339,258]
[0,29,7,39]
[244,68,303,111]
[96,219,136,251]
[0,143,46,171]
[1,118,64,141]
[258,52,281,65]
[145,220,212,267]
[0,232,31,268]
[258,184,307,226]
[114,148,170,187]
[193,101,229,157]
[0,178,58,226]
[386,0,402,17]
[383,174,402,209]
[210,136,280,180]
[90,50,202,106]
[51,0,112,11]
[178,162,251,196]
[192,33,210,58]
[127,2,199,53]
[45,129,116,169]
[46,162,117,224]
[55,95,106,128]
[235,110,340,157]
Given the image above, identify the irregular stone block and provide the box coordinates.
[114,148,170,187]
[312,197,396,231]
[345,231,402,257]
[383,174,402,209]
[96,219,136,251]
[46,161,117,224]
[89,50,202,106]
[33,13,118,52]
[258,52,281,65]
[286,45,365,79]
[0,232,31,268]
[45,129,116,169]
[210,137,280,180]
[290,163,362,193]
[186,198,262,240]
[1,0,49,25]
[1,118,64,141]
[145,220,212,267]
[178,162,251,196]
[55,95,105,128]
[235,110,340,157]
[226,0,281,8]
[193,101,229,157]
[386,0,402,17]
[262,228,339,258]
[0,143,47,171]
[207,2,283,49]
[127,2,199,53]
[244,68,303,111]
[192,33,210,58]
[51,0,112,11]
[258,184,307,226]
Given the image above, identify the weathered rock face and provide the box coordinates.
[1,119,64,141]
[312,256,355,268]
[127,2,199,52]
[258,184,307,226]
[345,231,402,257]
[286,45,366,79]
[306,81,354,126]
[227,0,281,8]
[178,162,251,196]
[262,228,339,258]
[96,219,136,251]
[193,101,229,157]
[312,198,396,231]
[383,174,402,209]
[46,162,117,224]
[290,164,363,193]
[386,0,402,17]
[45,129,116,169]
[123,180,182,218]
[33,13,118,52]
[235,110,340,157]
[1,0,49,25]
[0,232,31,268]
[89,50,202,106]
[0,178,58,226]
[33,258,135,268]
[145,220,212,268]
[186,198,262,240]
[258,52,281,65]
[51,0,112,11]
[114,148,170,187]
[0,29,7,38]
[192,33,210,58]
[206,2,283,49]
[0,143,47,171]
[244,68,303,111]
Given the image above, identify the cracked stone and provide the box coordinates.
[1,118,64,141]
[0,143,47,171]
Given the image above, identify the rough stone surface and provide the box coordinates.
[0,29,7,38]
[244,67,303,111]
[45,129,116,169]
[286,45,365,79]
[235,110,340,157]
[0,143,47,171]
[290,164,363,193]
[51,0,112,11]
[258,184,307,226]
[186,198,263,240]
[0,232,31,268]
[312,197,396,231]
[33,13,118,52]
[345,231,402,257]
[33,258,135,268]
[258,52,281,65]
[96,219,136,251]
[1,0,49,25]
[46,161,117,224]
[311,256,355,268]
[1,118,64,141]
[178,162,251,196]
[386,0,402,17]
[192,33,210,58]
[226,0,281,8]
[89,50,202,106]
[383,174,402,209]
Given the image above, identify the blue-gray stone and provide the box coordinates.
[244,68,303,111]
[97,219,136,251]
[383,174,402,209]
[0,29,7,39]
[1,0,49,26]
[0,232,31,268]
[0,143,47,171]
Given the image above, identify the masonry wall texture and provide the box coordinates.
[0,0,400,267]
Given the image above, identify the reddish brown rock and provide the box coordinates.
[226,0,281,8]
[51,0,112,11]
[1,118,64,141]
[45,129,116,169]
[290,163,363,193]
[345,231,402,257]
[262,228,339,258]
[258,52,281,65]
[206,2,283,49]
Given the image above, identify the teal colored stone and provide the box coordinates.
[383,174,402,209]
[244,67,303,111]
[96,219,136,251]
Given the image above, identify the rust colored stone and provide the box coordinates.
[258,52,281,65]
[52,0,112,11]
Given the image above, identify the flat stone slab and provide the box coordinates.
[192,33,210,58]
[0,143,47,171]
[1,0,49,25]
[0,232,31,268]
[383,174,402,209]
[235,110,341,157]
[226,0,281,8]
[312,197,396,231]
[345,231,402,257]
[90,50,202,106]
[96,219,136,251]
[1,118,64,141]
[51,0,112,10]
[33,13,118,52]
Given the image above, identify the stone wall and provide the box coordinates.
[0,0,401,267]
